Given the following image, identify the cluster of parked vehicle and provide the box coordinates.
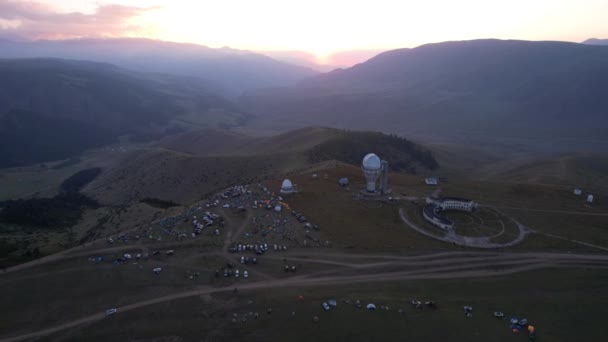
[192,212,222,235]
[240,256,258,264]
[230,243,288,254]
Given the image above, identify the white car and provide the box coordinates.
[235,270,240,278]
[243,271,249,278]
[106,308,118,316]
[322,302,330,311]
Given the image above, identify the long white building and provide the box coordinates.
[423,197,477,230]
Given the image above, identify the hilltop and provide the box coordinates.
[87,127,437,205]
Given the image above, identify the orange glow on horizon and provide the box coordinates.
[2,0,607,63]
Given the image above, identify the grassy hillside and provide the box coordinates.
[0,58,244,167]
[478,154,608,191]
[91,127,437,205]
[158,126,341,156]
[82,148,304,205]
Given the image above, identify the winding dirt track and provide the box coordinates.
[2,250,608,342]
[3,203,608,342]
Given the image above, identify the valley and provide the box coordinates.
[1,37,607,342]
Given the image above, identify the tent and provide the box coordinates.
[366,304,377,310]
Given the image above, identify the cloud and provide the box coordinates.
[0,0,158,40]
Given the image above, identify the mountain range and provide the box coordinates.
[258,49,386,71]
[0,58,244,167]
[3,38,608,168]
[241,39,608,152]
[582,38,608,45]
[0,38,318,96]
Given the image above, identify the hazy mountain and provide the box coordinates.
[0,58,244,167]
[259,49,386,71]
[325,49,386,67]
[241,39,608,152]
[257,50,336,72]
[0,38,318,96]
[582,38,608,45]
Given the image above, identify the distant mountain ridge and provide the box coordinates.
[582,38,608,45]
[241,39,608,151]
[0,58,244,167]
[0,38,319,96]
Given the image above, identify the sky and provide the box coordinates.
[1,0,607,64]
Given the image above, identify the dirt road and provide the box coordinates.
[2,250,608,342]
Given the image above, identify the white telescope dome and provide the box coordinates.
[280,179,294,194]
[281,179,293,190]
[362,153,382,170]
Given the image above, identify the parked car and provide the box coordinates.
[106,308,118,316]
[322,302,331,311]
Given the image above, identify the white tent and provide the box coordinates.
[366,303,377,310]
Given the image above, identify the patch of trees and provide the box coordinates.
[0,110,114,167]
[0,193,99,229]
[307,131,438,172]
[60,168,102,193]
[140,198,180,209]
[0,167,101,229]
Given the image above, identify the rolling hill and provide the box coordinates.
[474,154,608,191]
[0,38,319,96]
[86,127,437,205]
[0,58,245,167]
[240,39,608,152]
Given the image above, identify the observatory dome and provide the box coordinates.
[362,153,382,170]
[281,179,294,194]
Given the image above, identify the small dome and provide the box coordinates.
[362,153,381,170]
[281,179,293,190]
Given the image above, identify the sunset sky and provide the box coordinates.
[1,0,607,63]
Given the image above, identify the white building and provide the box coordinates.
[423,197,477,230]
[425,178,438,185]
[437,197,476,212]
[361,153,389,194]
[362,153,382,192]
[280,179,294,195]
